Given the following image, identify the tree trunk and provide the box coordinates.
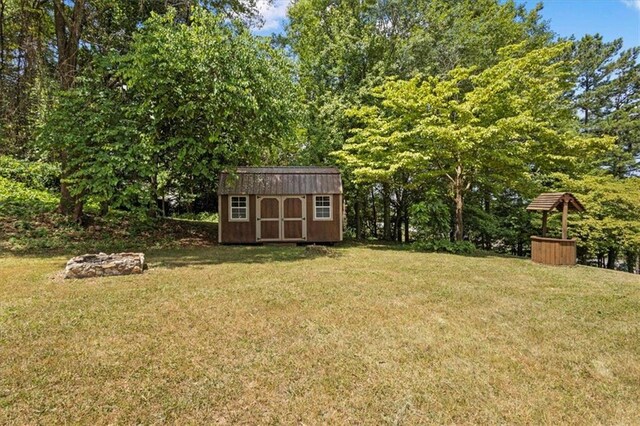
[394,187,403,242]
[625,251,636,274]
[383,183,391,240]
[355,193,362,240]
[483,192,492,250]
[54,0,84,90]
[0,0,5,74]
[149,171,159,218]
[73,198,84,222]
[53,0,85,217]
[58,173,74,214]
[370,187,377,238]
[404,204,409,243]
[606,248,617,270]
[453,167,465,242]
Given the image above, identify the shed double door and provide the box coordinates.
[256,196,306,242]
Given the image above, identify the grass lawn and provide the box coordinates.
[1,245,640,424]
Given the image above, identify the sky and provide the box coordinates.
[253,0,640,49]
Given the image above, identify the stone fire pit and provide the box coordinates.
[64,252,145,279]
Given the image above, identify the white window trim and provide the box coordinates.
[229,195,249,222]
[313,195,333,221]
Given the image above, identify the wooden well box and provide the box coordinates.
[527,193,585,266]
[530,236,577,266]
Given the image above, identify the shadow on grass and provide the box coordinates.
[356,240,523,260]
[148,245,342,269]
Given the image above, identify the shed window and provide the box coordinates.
[230,196,249,221]
[314,195,332,220]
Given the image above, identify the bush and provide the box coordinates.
[0,155,60,191]
[0,176,58,217]
[410,239,476,255]
[410,193,451,241]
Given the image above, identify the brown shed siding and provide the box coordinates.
[306,194,341,242]
[218,167,343,244]
[220,195,256,243]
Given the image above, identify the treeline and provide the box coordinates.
[0,0,638,271]
[286,0,639,270]
[1,0,298,220]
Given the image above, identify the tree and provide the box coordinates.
[558,174,640,271]
[337,42,609,241]
[0,0,53,157]
[287,0,552,240]
[40,7,301,217]
[571,34,640,177]
[37,62,145,216]
[287,0,551,161]
[2,0,270,219]
[121,7,300,214]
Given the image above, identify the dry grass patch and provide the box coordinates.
[1,246,639,424]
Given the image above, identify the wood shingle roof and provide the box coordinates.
[526,192,585,212]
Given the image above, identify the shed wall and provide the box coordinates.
[220,193,342,243]
[220,195,256,243]
[306,194,341,242]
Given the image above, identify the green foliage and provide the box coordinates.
[0,208,218,253]
[287,0,552,164]
[38,64,147,212]
[0,176,58,217]
[2,0,639,271]
[38,7,302,215]
[557,174,640,261]
[410,239,476,255]
[571,35,640,177]
[0,155,60,191]
[409,193,451,241]
[337,42,611,240]
[121,8,301,184]
[0,0,267,157]
[339,42,604,185]
[464,190,534,253]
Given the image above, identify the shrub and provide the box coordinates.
[411,239,476,255]
[410,192,451,241]
[0,176,58,217]
[0,155,60,191]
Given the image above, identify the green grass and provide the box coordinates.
[1,245,639,424]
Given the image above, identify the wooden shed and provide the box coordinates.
[527,192,586,265]
[217,167,343,244]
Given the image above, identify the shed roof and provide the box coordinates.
[526,192,586,213]
[218,167,343,195]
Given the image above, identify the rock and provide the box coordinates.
[64,252,145,279]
